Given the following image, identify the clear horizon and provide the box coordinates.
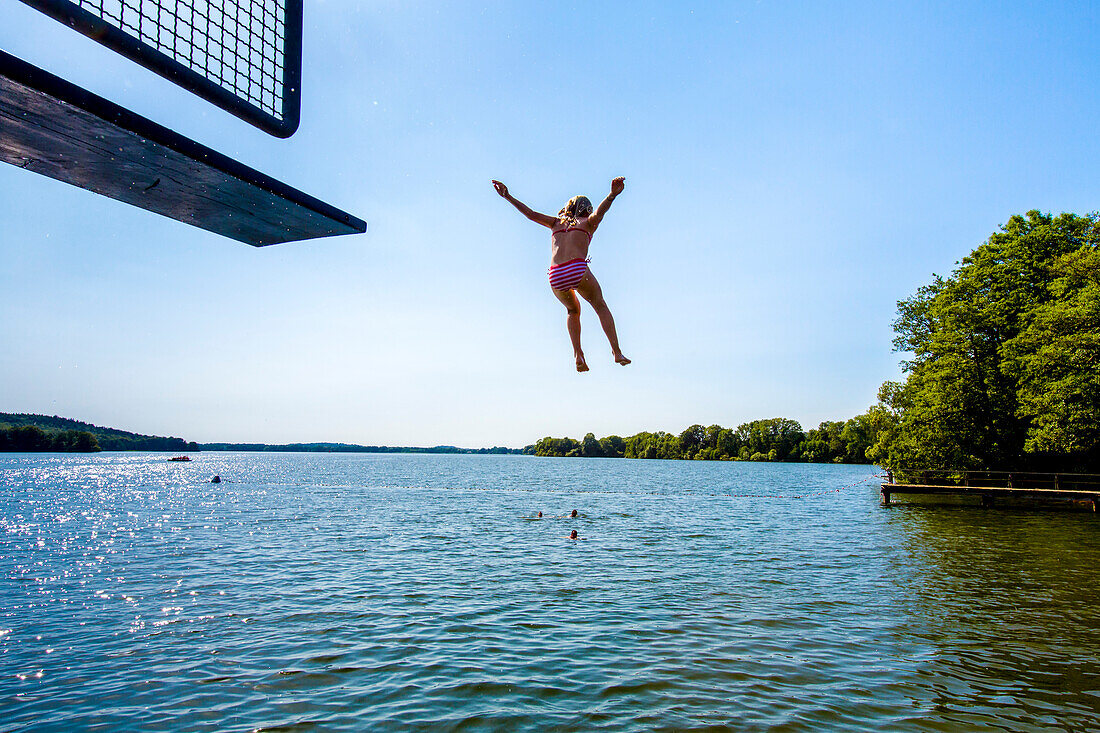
[2,1,1098,446]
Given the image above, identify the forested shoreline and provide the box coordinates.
[524,416,877,463]
[0,413,197,453]
[0,424,101,452]
[0,413,521,455]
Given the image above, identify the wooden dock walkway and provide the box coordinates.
[880,470,1100,510]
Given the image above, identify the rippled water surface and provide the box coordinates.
[2,453,1099,731]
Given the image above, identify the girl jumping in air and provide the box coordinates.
[492,177,630,372]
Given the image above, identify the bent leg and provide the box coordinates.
[552,287,588,372]
[575,271,630,365]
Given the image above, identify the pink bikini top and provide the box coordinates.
[551,225,592,241]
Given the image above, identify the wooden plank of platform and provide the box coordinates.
[880,483,1099,510]
[0,49,366,246]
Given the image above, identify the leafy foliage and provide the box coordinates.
[1006,245,1100,456]
[871,211,1100,471]
[0,413,195,452]
[0,424,100,452]
[525,415,881,463]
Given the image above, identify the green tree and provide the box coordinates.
[581,432,604,457]
[799,439,830,463]
[623,432,651,459]
[716,429,739,459]
[736,418,804,460]
[839,414,876,463]
[533,436,580,457]
[5,426,49,450]
[679,424,705,459]
[703,424,723,450]
[1005,244,1100,460]
[651,432,682,460]
[876,210,1099,470]
[599,435,625,458]
[73,431,101,452]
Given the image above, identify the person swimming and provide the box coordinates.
[571,509,578,518]
[492,177,631,372]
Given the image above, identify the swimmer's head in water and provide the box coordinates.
[570,530,578,539]
[571,509,578,518]
[559,195,593,223]
[538,511,543,518]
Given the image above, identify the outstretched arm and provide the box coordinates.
[587,177,625,230]
[492,180,558,228]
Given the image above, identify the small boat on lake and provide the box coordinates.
[169,456,192,462]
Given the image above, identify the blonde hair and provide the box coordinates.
[558,195,593,225]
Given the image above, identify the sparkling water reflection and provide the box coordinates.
[2,453,1098,731]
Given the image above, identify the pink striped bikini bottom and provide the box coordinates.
[548,258,589,291]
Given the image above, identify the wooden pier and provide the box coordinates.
[880,470,1100,511]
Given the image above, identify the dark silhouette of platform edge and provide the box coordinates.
[0,49,366,246]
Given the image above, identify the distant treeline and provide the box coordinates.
[0,424,100,452]
[0,413,198,452]
[524,416,878,463]
[200,443,522,454]
[0,413,524,455]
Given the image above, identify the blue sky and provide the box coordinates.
[1,1,1098,447]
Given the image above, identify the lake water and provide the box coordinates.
[2,452,1099,731]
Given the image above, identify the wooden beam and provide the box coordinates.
[0,50,366,246]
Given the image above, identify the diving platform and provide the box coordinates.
[0,49,366,246]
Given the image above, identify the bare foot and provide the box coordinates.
[615,354,631,366]
[576,355,589,372]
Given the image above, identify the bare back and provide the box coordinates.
[550,216,594,265]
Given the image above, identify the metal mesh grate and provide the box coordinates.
[19,0,302,136]
[80,0,285,117]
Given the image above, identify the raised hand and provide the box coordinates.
[492,180,509,198]
[610,177,625,196]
